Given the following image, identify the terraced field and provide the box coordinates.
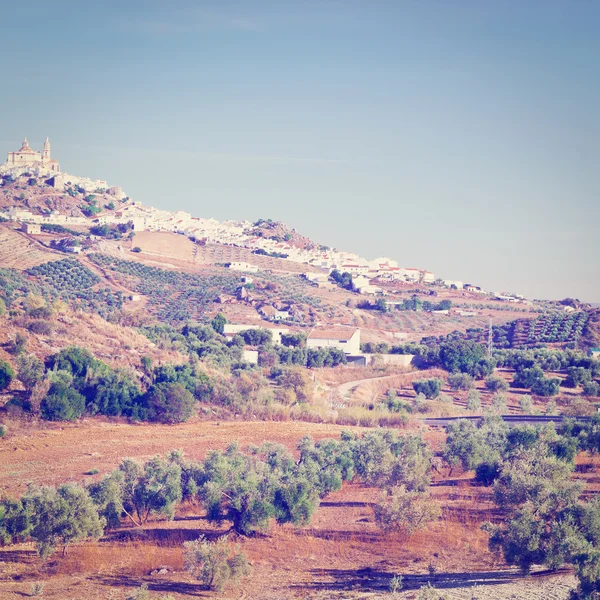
[0,224,57,269]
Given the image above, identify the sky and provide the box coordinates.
[0,0,598,301]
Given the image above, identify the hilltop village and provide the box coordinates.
[0,136,527,303]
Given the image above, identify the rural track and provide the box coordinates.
[337,373,403,398]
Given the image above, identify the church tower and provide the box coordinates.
[42,137,51,162]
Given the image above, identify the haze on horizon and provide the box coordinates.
[0,0,598,302]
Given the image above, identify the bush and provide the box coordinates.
[184,535,249,592]
[519,395,533,413]
[565,367,592,388]
[41,383,86,421]
[145,382,196,424]
[485,375,509,393]
[373,486,440,535]
[491,393,507,413]
[131,247,142,253]
[583,381,600,397]
[27,321,53,336]
[413,378,442,399]
[0,360,15,391]
[448,372,474,391]
[466,389,481,411]
[531,377,561,397]
[0,424,6,438]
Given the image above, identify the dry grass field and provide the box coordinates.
[0,417,588,599]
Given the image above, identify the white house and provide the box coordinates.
[228,262,259,273]
[443,280,464,289]
[307,328,361,355]
[422,271,435,283]
[399,268,421,282]
[223,323,289,344]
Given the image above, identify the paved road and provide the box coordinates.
[423,414,592,428]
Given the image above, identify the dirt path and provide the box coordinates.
[337,373,403,398]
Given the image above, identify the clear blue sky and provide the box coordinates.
[1,1,598,301]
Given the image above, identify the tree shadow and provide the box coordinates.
[102,527,225,546]
[294,529,382,543]
[297,567,571,593]
[0,549,38,564]
[92,574,208,597]
[319,501,372,508]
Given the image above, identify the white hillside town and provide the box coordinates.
[0,136,527,302]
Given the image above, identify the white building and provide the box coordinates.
[223,323,289,344]
[399,268,421,282]
[228,262,259,273]
[443,280,464,289]
[307,328,361,355]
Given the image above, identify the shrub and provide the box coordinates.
[144,382,196,424]
[438,393,453,404]
[519,395,533,413]
[485,375,509,393]
[27,320,53,335]
[0,424,6,438]
[565,367,592,388]
[583,381,600,397]
[131,246,142,253]
[414,393,428,413]
[184,535,249,592]
[416,583,447,600]
[491,393,507,413]
[41,383,85,421]
[531,377,561,397]
[467,389,481,411]
[373,486,440,535]
[412,378,442,399]
[448,372,474,391]
[0,360,15,391]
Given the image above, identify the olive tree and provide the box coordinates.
[24,484,105,558]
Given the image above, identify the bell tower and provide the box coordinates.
[43,137,51,162]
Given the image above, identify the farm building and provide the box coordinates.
[22,223,41,234]
[307,328,360,355]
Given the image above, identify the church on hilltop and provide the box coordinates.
[5,137,60,173]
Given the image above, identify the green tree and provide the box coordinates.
[89,369,142,417]
[448,372,474,391]
[412,378,442,399]
[144,382,196,424]
[16,354,45,392]
[0,498,32,546]
[24,484,105,558]
[41,382,85,421]
[117,456,182,526]
[297,437,354,498]
[531,377,561,397]
[485,375,509,393]
[345,431,433,491]
[211,313,227,335]
[0,360,15,391]
[565,367,592,388]
[466,389,481,410]
[198,442,318,535]
[443,417,508,476]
